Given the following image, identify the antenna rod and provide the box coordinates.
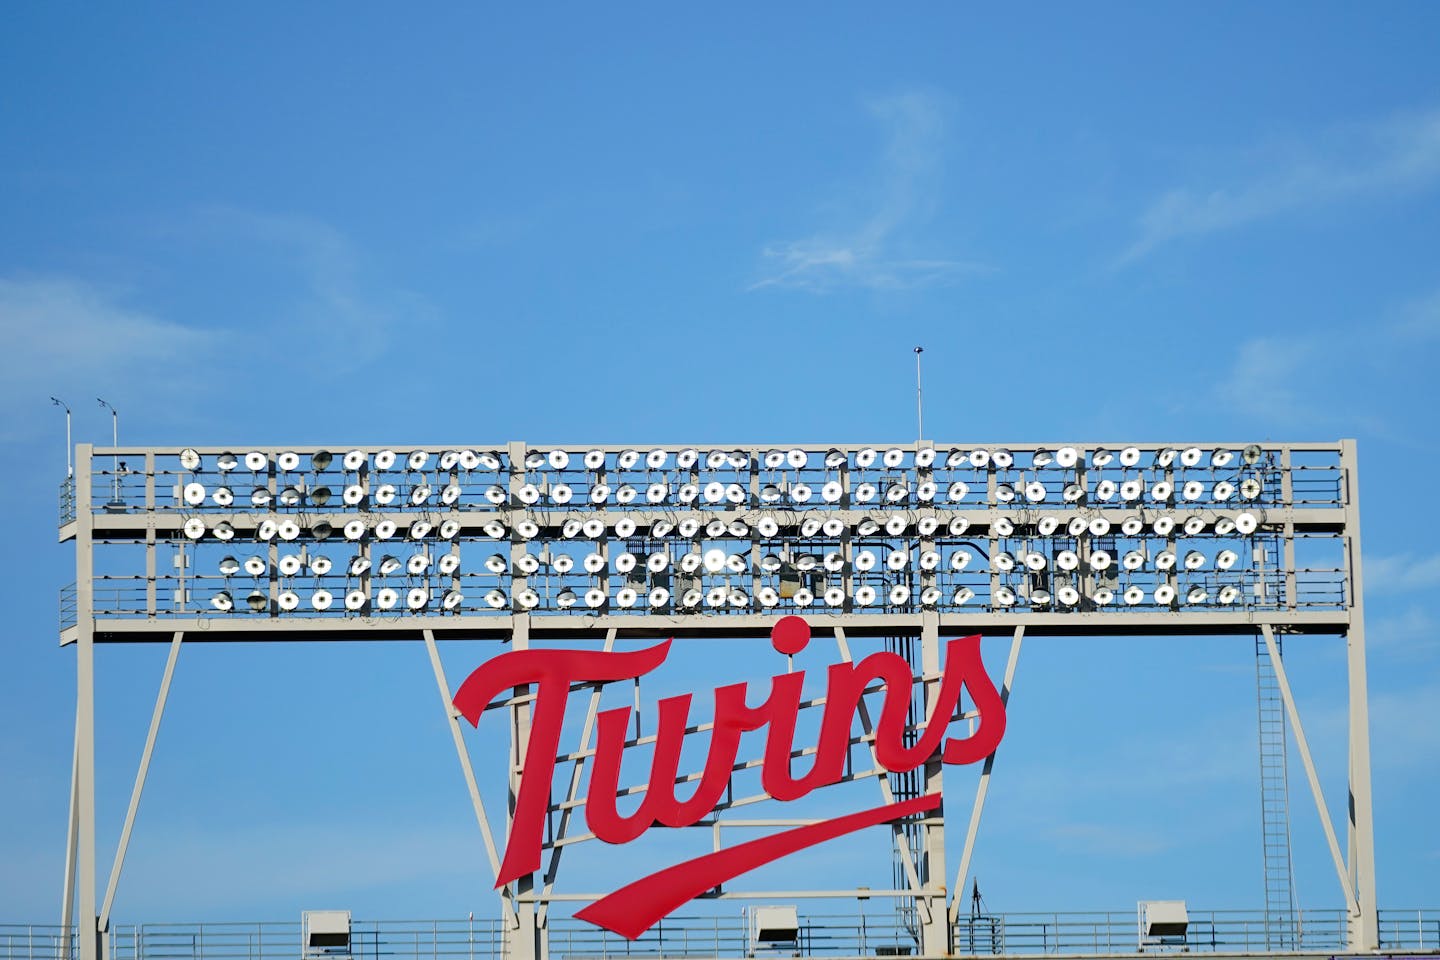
[914,346,925,442]
[97,397,119,501]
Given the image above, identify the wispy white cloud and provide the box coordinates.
[1118,108,1440,264]
[0,276,219,441]
[1364,553,1440,595]
[1205,288,1440,432]
[188,207,440,366]
[750,92,989,292]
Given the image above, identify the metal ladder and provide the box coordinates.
[885,635,923,947]
[1255,633,1298,949]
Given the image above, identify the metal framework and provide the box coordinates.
[57,440,1378,960]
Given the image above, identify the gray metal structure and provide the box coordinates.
[57,440,1379,960]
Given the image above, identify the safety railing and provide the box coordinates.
[60,477,76,527]
[59,582,78,633]
[8,908,1438,960]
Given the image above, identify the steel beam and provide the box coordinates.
[1341,439,1378,950]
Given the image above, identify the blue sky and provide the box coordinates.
[2,2,1439,927]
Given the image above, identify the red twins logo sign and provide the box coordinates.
[453,616,1006,939]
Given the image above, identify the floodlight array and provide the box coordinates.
[73,443,1351,622]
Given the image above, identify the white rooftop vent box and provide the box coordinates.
[303,911,351,952]
[1138,899,1189,948]
[749,905,799,947]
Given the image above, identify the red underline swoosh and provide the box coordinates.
[574,793,943,940]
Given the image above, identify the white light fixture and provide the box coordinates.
[1235,512,1258,534]
[888,584,911,605]
[615,587,639,608]
[1152,516,1176,536]
[886,549,909,571]
[1240,478,1263,500]
[278,520,301,541]
[614,517,637,538]
[1024,551,1047,571]
[311,589,334,611]
[618,449,641,469]
[1033,449,1054,469]
[310,556,333,576]
[375,520,398,540]
[1089,517,1112,536]
[515,554,540,574]
[1151,480,1174,501]
[994,484,1015,503]
[1056,446,1080,468]
[853,585,877,606]
[1218,585,1240,604]
[1024,481,1046,502]
[1212,450,1235,468]
[278,452,301,471]
[1030,589,1052,606]
[183,518,206,540]
[992,552,1015,573]
[1216,549,1239,570]
[994,517,1015,537]
[1183,516,1206,536]
[217,452,239,472]
[1123,550,1146,571]
[1186,585,1208,604]
[1092,588,1114,605]
[437,554,460,576]
[884,514,907,536]
[278,590,300,611]
[584,588,607,608]
[484,589,507,609]
[1215,517,1237,535]
[1067,516,1088,537]
[1154,584,1176,604]
[211,590,233,612]
[791,482,813,503]
[1182,480,1205,501]
[247,591,268,613]
[1180,447,1203,467]
[409,520,433,540]
[1057,585,1081,606]
[1155,550,1177,571]
[993,449,1014,469]
[1123,586,1144,605]
[1089,550,1113,571]
[1119,447,1141,467]
[993,585,1016,606]
[379,555,403,576]
[1121,517,1144,536]
[1057,550,1080,571]
[349,556,371,576]
[377,588,400,610]
[949,550,973,571]
[243,555,268,577]
[512,588,538,610]
[345,590,368,611]
[584,449,606,470]
[954,586,976,605]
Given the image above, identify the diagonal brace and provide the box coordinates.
[99,631,182,932]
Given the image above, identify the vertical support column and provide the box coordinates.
[73,445,100,960]
[507,615,544,960]
[918,611,949,957]
[1341,439,1378,950]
